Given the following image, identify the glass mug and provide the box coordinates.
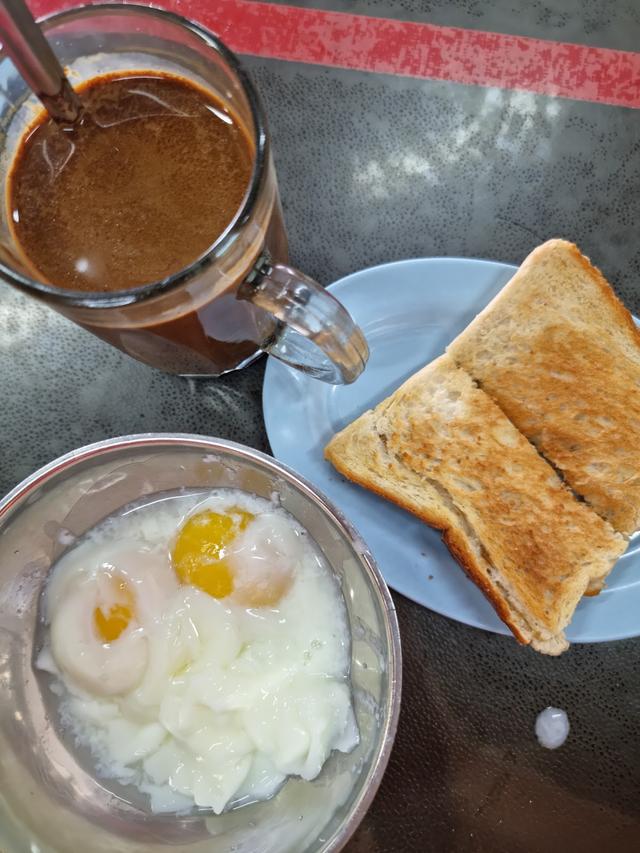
[0,4,368,383]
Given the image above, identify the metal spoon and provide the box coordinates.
[0,0,82,123]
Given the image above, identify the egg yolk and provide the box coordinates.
[172,508,253,598]
[94,577,135,643]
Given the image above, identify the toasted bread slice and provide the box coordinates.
[325,355,626,654]
[447,239,640,535]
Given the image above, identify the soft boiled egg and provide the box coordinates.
[171,505,252,599]
[47,542,178,697]
[171,501,302,608]
[39,488,358,816]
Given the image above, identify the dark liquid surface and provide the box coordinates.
[8,72,253,292]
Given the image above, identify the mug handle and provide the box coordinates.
[239,256,369,384]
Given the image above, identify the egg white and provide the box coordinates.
[40,489,358,814]
[228,512,303,607]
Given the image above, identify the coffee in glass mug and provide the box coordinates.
[0,5,367,383]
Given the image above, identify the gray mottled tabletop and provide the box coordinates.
[2,0,640,850]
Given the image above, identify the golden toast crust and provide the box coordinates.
[447,239,640,534]
[325,355,626,654]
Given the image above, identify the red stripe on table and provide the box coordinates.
[29,0,640,108]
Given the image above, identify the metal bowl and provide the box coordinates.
[0,434,401,853]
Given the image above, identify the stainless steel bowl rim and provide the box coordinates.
[0,433,402,853]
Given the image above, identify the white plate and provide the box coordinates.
[263,257,640,643]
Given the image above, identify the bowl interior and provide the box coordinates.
[0,435,400,853]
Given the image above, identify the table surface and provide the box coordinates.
[3,1,640,851]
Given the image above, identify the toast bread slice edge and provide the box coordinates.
[325,408,572,655]
[446,238,640,534]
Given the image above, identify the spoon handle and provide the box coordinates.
[0,0,82,122]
